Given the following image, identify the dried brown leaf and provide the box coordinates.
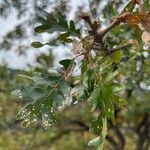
[141,31,150,43]
[72,40,82,55]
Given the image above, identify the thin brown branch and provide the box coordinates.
[58,119,123,150]
[80,11,135,55]
[98,12,133,37]
[114,126,125,150]
[106,135,120,150]
[80,13,93,29]
[99,16,121,36]
[109,40,134,54]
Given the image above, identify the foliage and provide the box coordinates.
[0,0,150,150]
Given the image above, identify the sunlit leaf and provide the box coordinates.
[82,35,94,50]
[110,50,123,63]
[88,136,101,147]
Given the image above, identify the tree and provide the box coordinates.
[1,0,150,150]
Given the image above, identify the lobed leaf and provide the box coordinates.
[59,59,73,70]
[31,41,44,48]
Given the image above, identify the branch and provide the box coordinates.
[99,16,121,36]
[114,126,125,150]
[110,121,125,150]
[136,114,150,150]
[0,88,7,93]
[58,119,122,150]
[80,13,93,29]
[99,12,132,37]
[80,12,135,55]
[109,39,134,54]
[106,135,120,150]
[50,128,86,144]
[80,13,100,34]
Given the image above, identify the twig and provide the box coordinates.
[99,16,121,37]
[99,12,132,37]
[109,40,134,54]
[80,13,93,29]
[80,11,135,55]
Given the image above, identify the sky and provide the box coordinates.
[0,0,89,69]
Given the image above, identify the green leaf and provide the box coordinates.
[35,12,80,36]
[19,74,61,87]
[57,12,68,29]
[104,70,118,82]
[90,114,107,149]
[113,95,127,107]
[91,115,104,133]
[11,89,22,97]
[82,35,94,50]
[111,83,125,92]
[57,32,73,43]
[46,39,59,46]
[17,97,56,129]
[59,59,73,70]
[19,85,48,100]
[51,91,64,110]
[110,50,122,63]
[17,103,38,128]
[88,88,100,111]
[69,20,80,36]
[58,81,71,95]
[101,118,107,138]
[34,24,50,33]
[88,136,101,147]
[99,83,115,121]
[57,81,72,107]
[36,16,48,24]
[121,0,136,14]
[70,20,76,31]
[31,41,44,48]
[17,104,34,120]
[41,99,56,129]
